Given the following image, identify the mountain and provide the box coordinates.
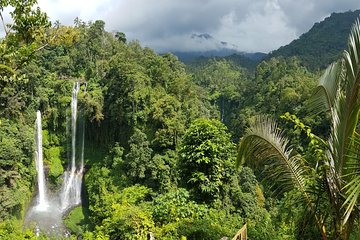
[185,53,264,72]
[190,33,214,40]
[242,52,267,61]
[268,10,360,71]
[173,49,266,62]
[176,10,360,72]
[172,49,240,62]
[169,32,266,64]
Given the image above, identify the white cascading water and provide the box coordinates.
[61,82,83,210]
[80,118,85,171]
[35,111,49,211]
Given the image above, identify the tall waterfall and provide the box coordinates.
[61,82,83,210]
[71,82,80,171]
[80,115,85,171]
[35,111,48,211]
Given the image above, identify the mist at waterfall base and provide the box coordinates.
[24,82,84,237]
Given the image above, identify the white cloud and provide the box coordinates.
[37,0,114,25]
[214,0,297,52]
[4,0,360,52]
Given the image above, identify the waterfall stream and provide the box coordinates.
[61,82,83,211]
[35,111,48,211]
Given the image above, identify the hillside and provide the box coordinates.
[268,10,360,71]
[173,49,266,64]
[185,53,264,73]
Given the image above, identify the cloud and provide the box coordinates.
[7,0,360,52]
[37,0,114,25]
[102,0,295,52]
[0,9,12,37]
[214,0,297,52]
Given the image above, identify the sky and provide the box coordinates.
[4,0,360,53]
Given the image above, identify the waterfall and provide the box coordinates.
[24,82,85,237]
[71,82,80,171]
[35,111,49,211]
[61,82,83,211]
[80,116,85,171]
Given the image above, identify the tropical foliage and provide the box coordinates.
[3,1,360,239]
[237,19,360,240]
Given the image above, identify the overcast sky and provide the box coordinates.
[5,0,360,53]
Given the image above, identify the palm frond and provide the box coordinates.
[343,19,360,92]
[342,135,360,223]
[336,19,360,225]
[307,62,340,114]
[343,175,360,223]
[236,116,308,195]
[340,18,360,143]
[342,18,360,139]
[342,132,360,177]
[328,90,346,171]
[236,116,330,235]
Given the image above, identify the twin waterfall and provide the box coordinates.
[27,82,84,236]
[61,82,83,210]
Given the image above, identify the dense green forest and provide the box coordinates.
[1,1,360,239]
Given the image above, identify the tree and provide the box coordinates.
[237,20,360,240]
[0,0,50,119]
[115,32,126,43]
[125,128,153,183]
[179,118,235,203]
[0,119,34,221]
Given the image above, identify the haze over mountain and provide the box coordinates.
[170,32,266,63]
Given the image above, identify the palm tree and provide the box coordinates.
[236,19,360,240]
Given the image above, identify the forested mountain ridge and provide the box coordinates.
[185,53,264,73]
[268,9,360,70]
[173,50,266,64]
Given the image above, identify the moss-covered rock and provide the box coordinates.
[44,146,64,184]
